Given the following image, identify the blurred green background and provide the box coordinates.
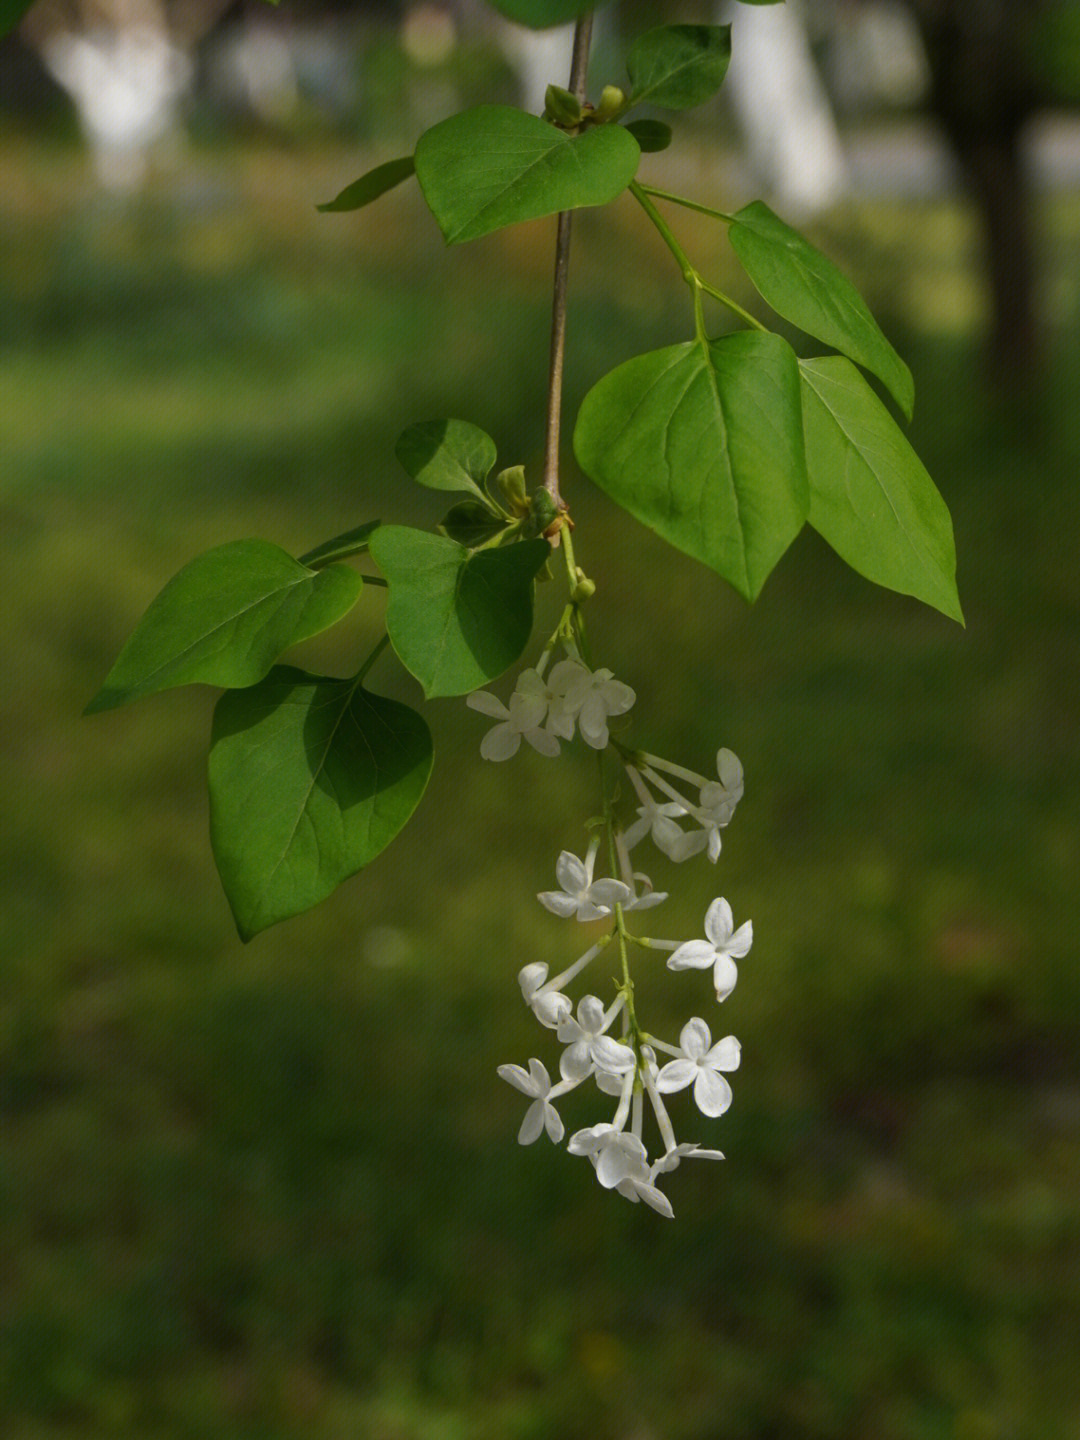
[3,4,1080,1438]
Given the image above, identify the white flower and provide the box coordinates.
[655,1018,741,1117]
[619,871,668,913]
[650,1143,726,1177]
[666,897,753,1001]
[694,748,745,861]
[556,994,635,1082]
[497,1058,567,1144]
[538,841,631,921]
[466,673,561,761]
[568,1124,673,1216]
[550,661,635,749]
[624,797,709,862]
[517,961,572,1028]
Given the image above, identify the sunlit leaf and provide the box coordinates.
[729,201,914,418]
[86,540,364,713]
[800,357,962,622]
[414,105,639,244]
[574,332,807,600]
[395,419,497,504]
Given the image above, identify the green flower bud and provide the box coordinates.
[495,465,530,516]
[526,488,559,537]
[545,84,583,127]
[593,85,627,121]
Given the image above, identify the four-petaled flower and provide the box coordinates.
[518,961,572,1028]
[567,1124,673,1216]
[497,1058,567,1144]
[655,1018,741,1117]
[694,748,745,861]
[624,796,708,862]
[467,675,561,762]
[557,995,635,1082]
[550,662,635,749]
[666,897,753,1000]
[538,844,631,921]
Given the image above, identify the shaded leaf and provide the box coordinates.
[624,119,672,153]
[626,25,731,111]
[317,157,415,213]
[86,540,364,713]
[414,105,639,244]
[439,501,509,548]
[210,668,433,940]
[799,357,962,622]
[729,201,914,418]
[369,526,550,696]
[395,419,497,503]
[574,331,807,601]
[297,521,381,569]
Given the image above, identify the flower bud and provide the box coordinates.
[495,464,530,516]
[544,84,583,127]
[593,84,626,121]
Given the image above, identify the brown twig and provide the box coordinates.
[542,11,594,510]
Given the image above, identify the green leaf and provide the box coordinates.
[728,201,915,419]
[625,25,731,111]
[624,119,672,153]
[369,526,550,697]
[395,419,498,504]
[0,0,36,38]
[297,521,380,569]
[438,501,509,548]
[799,357,963,623]
[86,540,365,713]
[316,157,415,213]
[574,331,808,601]
[209,668,433,940]
[486,0,596,27]
[414,105,640,245]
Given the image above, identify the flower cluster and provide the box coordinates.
[466,654,634,760]
[471,645,752,1217]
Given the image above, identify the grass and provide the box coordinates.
[2,133,1080,1439]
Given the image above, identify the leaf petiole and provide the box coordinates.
[357,633,391,684]
[635,181,735,226]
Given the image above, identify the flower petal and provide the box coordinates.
[705,1035,741,1071]
[655,1057,697,1093]
[466,690,508,719]
[496,1063,535,1096]
[712,955,739,1001]
[703,897,734,946]
[538,890,582,918]
[666,940,716,971]
[679,1017,712,1059]
[554,850,587,894]
[693,1067,733,1118]
[517,962,548,999]
[559,1039,594,1083]
[480,723,521,762]
[727,920,753,959]
[524,727,561,758]
[633,1180,674,1218]
[518,1099,546,1144]
[543,1102,565,1144]
[591,1036,636,1074]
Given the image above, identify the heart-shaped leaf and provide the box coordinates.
[86,539,365,713]
[395,419,498,503]
[799,357,962,622]
[729,201,914,418]
[574,331,808,601]
[317,156,415,213]
[209,668,433,940]
[369,526,550,697]
[414,105,640,245]
[626,25,731,111]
